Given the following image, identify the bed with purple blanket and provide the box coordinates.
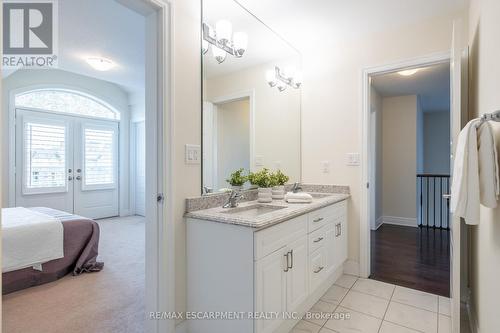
[2,207,103,294]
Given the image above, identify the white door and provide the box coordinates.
[15,109,74,212]
[449,20,468,333]
[286,236,309,312]
[15,109,119,219]
[255,247,288,333]
[74,120,119,219]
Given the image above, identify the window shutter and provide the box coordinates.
[84,128,115,186]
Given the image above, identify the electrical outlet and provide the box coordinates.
[255,155,264,167]
[346,153,360,166]
[322,161,330,173]
[185,144,201,165]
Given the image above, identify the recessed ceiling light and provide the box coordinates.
[86,57,115,71]
[398,69,420,76]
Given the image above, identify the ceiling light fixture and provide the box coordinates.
[266,66,302,91]
[202,21,248,64]
[86,57,115,71]
[398,69,420,76]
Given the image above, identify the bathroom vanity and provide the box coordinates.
[186,188,349,333]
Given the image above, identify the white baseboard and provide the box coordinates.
[372,217,383,230]
[381,216,418,228]
[343,260,359,276]
[176,320,187,333]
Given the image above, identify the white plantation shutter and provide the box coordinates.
[83,127,116,188]
[23,122,67,193]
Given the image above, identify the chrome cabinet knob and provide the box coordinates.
[76,176,82,181]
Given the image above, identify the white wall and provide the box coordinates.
[381,95,417,224]
[206,60,301,182]
[417,97,424,174]
[1,69,132,215]
[134,121,146,216]
[468,0,500,331]
[216,99,250,189]
[301,11,467,265]
[423,111,450,174]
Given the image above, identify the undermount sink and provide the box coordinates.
[221,204,286,217]
[306,192,333,199]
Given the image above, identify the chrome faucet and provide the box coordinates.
[291,182,302,193]
[222,190,244,208]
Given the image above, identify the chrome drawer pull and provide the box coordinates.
[284,253,289,272]
[313,237,324,243]
[289,250,293,269]
[313,217,324,223]
[313,266,324,274]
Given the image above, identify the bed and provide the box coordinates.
[2,207,103,294]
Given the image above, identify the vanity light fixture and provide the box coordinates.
[86,57,115,71]
[266,66,302,91]
[202,21,248,64]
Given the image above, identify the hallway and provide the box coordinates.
[370,225,450,297]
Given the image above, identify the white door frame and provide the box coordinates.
[211,89,256,175]
[0,1,175,333]
[359,51,451,279]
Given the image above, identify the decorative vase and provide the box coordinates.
[231,185,243,191]
[257,187,272,203]
[272,185,285,200]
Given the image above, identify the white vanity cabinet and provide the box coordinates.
[187,199,348,333]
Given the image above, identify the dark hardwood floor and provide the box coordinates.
[370,224,450,297]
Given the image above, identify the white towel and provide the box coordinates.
[451,119,500,225]
[478,121,499,207]
[285,192,313,203]
[451,119,481,225]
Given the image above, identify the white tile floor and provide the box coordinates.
[291,275,451,333]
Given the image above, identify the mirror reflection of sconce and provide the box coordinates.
[266,66,302,91]
[202,21,248,64]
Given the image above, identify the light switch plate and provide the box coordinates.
[346,153,360,166]
[255,155,264,167]
[322,161,330,173]
[185,144,201,165]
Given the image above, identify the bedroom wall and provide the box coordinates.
[1,69,132,215]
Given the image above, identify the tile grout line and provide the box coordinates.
[377,285,396,333]
[317,276,358,332]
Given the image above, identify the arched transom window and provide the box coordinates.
[15,89,120,120]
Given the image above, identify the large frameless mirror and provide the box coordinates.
[201,0,302,195]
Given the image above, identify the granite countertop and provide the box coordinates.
[185,192,350,229]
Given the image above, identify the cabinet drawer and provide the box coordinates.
[254,215,307,260]
[308,206,334,232]
[309,246,326,291]
[308,224,328,254]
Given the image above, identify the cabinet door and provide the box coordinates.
[286,236,308,312]
[255,247,288,333]
[325,224,336,273]
[333,217,348,268]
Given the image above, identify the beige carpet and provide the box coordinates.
[2,215,145,333]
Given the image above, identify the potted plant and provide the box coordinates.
[270,170,289,200]
[248,168,273,203]
[226,168,247,191]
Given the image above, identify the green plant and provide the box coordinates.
[248,168,273,188]
[270,170,289,186]
[226,168,247,186]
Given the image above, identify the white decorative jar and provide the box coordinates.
[231,185,243,192]
[271,185,285,200]
[257,187,273,203]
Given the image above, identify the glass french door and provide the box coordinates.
[15,109,119,219]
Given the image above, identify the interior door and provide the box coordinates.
[74,119,119,219]
[15,109,74,212]
[449,19,468,333]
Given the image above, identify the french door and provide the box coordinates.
[15,109,119,219]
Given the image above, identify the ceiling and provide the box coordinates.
[236,0,468,52]
[203,0,299,79]
[371,62,450,112]
[3,0,146,99]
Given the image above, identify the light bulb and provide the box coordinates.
[216,20,232,46]
[212,47,226,64]
[233,32,248,57]
[266,69,277,87]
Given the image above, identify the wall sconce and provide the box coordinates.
[202,21,248,64]
[266,66,302,91]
